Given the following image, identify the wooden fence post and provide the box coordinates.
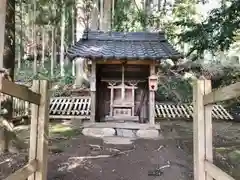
[204,79,213,180]
[193,79,205,180]
[28,80,40,180]
[28,80,49,180]
[193,78,214,180]
[35,80,49,180]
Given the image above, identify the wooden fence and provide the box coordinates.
[193,79,239,180]
[6,96,233,122]
[0,78,50,180]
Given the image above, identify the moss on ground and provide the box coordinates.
[49,123,82,138]
[215,146,240,179]
[228,150,240,165]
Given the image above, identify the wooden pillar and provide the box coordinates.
[193,79,205,180]
[90,61,96,122]
[204,80,213,180]
[36,80,49,180]
[149,63,155,125]
[132,86,135,116]
[193,79,213,180]
[29,80,49,180]
[28,80,40,180]
[110,85,113,116]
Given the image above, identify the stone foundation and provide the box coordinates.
[82,127,161,140]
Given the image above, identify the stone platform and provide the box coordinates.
[82,122,160,130]
[82,122,162,142]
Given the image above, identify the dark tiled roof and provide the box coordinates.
[67,31,183,61]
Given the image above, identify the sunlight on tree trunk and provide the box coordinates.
[71,3,76,76]
[89,0,99,30]
[18,0,23,70]
[0,0,16,153]
[99,0,112,31]
[0,0,6,66]
[51,27,55,77]
[75,58,89,88]
[33,0,37,75]
[0,0,7,154]
[41,28,45,67]
[100,0,104,30]
[111,0,115,29]
[60,1,66,77]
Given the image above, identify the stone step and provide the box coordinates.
[82,122,160,130]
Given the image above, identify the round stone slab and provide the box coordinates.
[136,129,159,139]
[82,128,116,138]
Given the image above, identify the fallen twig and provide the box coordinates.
[156,145,164,151]
[111,145,136,157]
[158,164,171,170]
[89,144,102,150]
[0,158,12,165]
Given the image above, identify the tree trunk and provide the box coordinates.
[0,0,15,153]
[60,1,66,77]
[18,0,23,70]
[50,27,55,77]
[33,0,37,75]
[0,0,6,66]
[41,27,45,67]
[71,3,76,76]
[0,0,7,154]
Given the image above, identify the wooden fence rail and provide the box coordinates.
[6,96,233,122]
[193,79,239,180]
[0,78,49,180]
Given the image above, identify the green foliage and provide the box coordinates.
[216,67,240,113]
[219,67,240,87]
[177,0,240,56]
[112,0,199,55]
[157,77,193,103]
[15,60,75,97]
[113,0,145,31]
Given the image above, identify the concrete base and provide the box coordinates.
[82,128,116,138]
[136,129,160,139]
[116,129,136,138]
[82,125,162,143]
[83,122,160,130]
[105,115,139,122]
[103,136,134,145]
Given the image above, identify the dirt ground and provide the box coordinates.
[0,120,240,180]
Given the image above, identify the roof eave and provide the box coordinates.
[66,53,183,62]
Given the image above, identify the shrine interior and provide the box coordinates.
[95,63,151,122]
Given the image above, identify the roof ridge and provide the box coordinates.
[80,30,166,42]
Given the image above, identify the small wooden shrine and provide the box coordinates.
[67,31,182,125]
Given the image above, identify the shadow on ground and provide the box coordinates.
[1,120,240,180]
